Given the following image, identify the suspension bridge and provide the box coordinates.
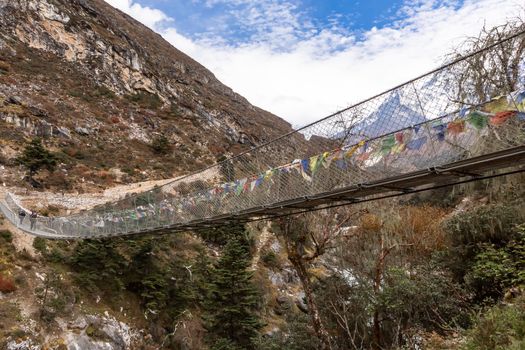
[1,31,525,239]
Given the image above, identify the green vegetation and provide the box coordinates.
[150,135,171,154]
[16,138,57,186]
[462,295,525,350]
[125,91,162,109]
[33,237,47,254]
[204,232,263,348]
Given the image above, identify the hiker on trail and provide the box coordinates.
[18,210,26,225]
[29,211,37,230]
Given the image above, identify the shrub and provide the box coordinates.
[462,295,525,350]
[465,225,525,301]
[33,237,47,254]
[441,203,525,283]
[151,135,171,155]
[16,138,57,185]
[0,274,16,293]
[0,230,13,243]
[125,91,162,109]
[261,250,279,269]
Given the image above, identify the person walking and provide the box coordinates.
[29,211,37,230]
[18,210,26,225]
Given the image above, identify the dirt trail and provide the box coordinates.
[7,166,221,214]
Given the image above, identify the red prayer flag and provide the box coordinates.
[395,132,404,143]
[490,110,516,126]
[447,120,465,135]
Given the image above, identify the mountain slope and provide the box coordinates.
[0,0,296,189]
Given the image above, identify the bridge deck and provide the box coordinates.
[128,145,525,235]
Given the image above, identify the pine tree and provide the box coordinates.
[205,228,263,348]
[16,138,57,186]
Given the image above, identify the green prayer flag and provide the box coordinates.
[380,135,396,155]
[467,111,489,130]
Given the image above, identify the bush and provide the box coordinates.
[465,225,525,301]
[125,91,162,109]
[0,230,12,243]
[441,203,525,282]
[16,138,57,185]
[151,135,171,155]
[261,250,279,269]
[462,296,525,350]
[0,274,16,293]
[33,237,47,254]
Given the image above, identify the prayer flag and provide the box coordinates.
[335,158,347,169]
[301,159,310,173]
[467,111,489,130]
[322,151,333,168]
[432,124,446,142]
[391,143,406,154]
[380,135,396,155]
[395,132,404,143]
[310,155,320,174]
[485,95,510,113]
[406,137,427,150]
[447,120,465,135]
[490,110,516,126]
[250,178,257,191]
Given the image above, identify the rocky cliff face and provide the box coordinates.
[0,0,296,189]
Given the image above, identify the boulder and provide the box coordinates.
[75,126,91,136]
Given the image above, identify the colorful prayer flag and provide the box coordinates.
[467,111,489,130]
[432,124,446,142]
[447,120,465,135]
[490,110,516,126]
[406,137,427,151]
[301,159,310,173]
[484,95,510,113]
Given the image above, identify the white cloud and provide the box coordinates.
[104,0,522,128]
[105,0,172,29]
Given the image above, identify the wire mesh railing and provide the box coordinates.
[1,29,525,239]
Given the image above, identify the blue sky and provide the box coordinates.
[133,0,410,45]
[106,0,519,126]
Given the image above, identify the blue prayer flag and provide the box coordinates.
[406,137,427,150]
